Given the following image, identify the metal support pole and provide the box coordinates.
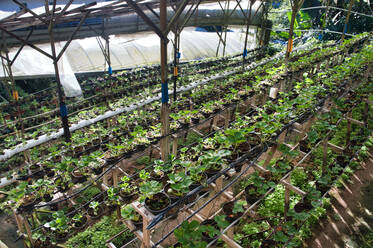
[160,0,170,161]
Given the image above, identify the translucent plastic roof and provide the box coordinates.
[0,26,257,97]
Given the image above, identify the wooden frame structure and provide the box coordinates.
[0,0,270,160]
[100,49,371,248]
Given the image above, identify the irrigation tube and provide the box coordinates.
[0,43,314,162]
[269,28,356,37]
[270,6,373,19]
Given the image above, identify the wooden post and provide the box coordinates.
[23,217,34,246]
[285,0,303,60]
[242,0,255,69]
[47,4,71,142]
[322,137,328,176]
[172,135,178,156]
[363,101,369,128]
[284,176,290,217]
[160,0,170,161]
[225,108,231,128]
[346,112,352,148]
[341,0,355,42]
[13,210,24,233]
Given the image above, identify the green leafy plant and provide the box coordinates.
[121,205,141,222]
[167,172,193,197]
[89,201,100,216]
[139,180,162,201]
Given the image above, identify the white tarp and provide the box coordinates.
[67,26,257,73]
[0,26,257,95]
[0,43,82,97]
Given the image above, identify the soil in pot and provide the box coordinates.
[144,192,170,215]
[335,155,349,168]
[237,142,251,156]
[244,185,260,205]
[299,140,311,153]
[119,189,138,203]
[54,231,69,242]
[72,216,88,231]
[315,182,329,195]
[222,201,243,222]
[260,239,277,248]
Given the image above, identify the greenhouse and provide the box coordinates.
[0,0,372,247]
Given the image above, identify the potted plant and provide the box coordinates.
[140,180,170,215]
[174,220,207,248]
[200,215,229,243]
[222,200,246,222]
[121,205,143,229]
[71,157,88,183]
[199,149,231,177]
[106,187,120,209]
[88,151,105,175]
[165,172,193,202]
[71,213,88,231]
[118,176,138,203]
[44,211,70,242]
[150,159,171,182]
[87,201,104,219]
[54,173,73,193]
[315,175,331,195]
[244,172,276,204]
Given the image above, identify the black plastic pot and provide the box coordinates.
[144,193,171,215]
[43,194,53,202]
[201,219,218,243]
[294,202,312,213]
[88,205,104,219]
[119,189,138,203]
[205,165,222,178]
[191,117,200,124]
[164,183,185,203]
[92,166,104,175]
[54,231,69,242]
[71,170,87,184]
[72,216,88,231]
[244,185,260,205]
[299,139,311,153]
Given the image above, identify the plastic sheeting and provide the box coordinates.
[0,26,257,96]
[0,43,82,97]
[67,26,257,73]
